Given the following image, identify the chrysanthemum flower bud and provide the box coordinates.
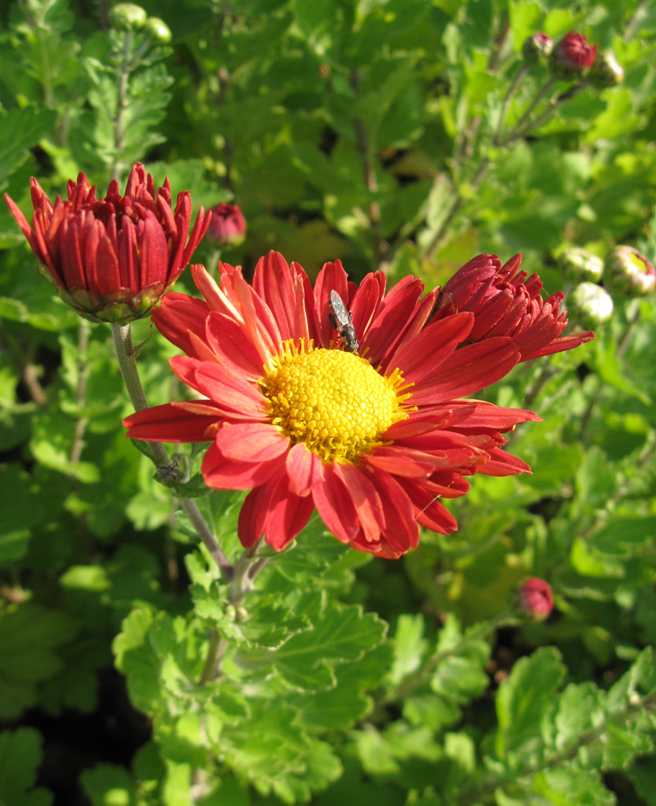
[557,247,604,283]
[550,32,598,78]
[109,3,148,31]
[143,17,172,44]
[604,246,656,299]
[516,578,554,621]
[567,282,614,329]
[435,253,594,362]
[590,51,624,87]
[523,33,553,64]
[4,164,210,324]
[205,203,247,247]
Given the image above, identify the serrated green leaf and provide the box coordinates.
[555,682,605,751]
[530,765,615,806]
[0,605,76,719]
[241,603,387,692]
[0,728,52,806]
[389,614,427,686]
[0,107,58,182]
[79,763,137,806]
[495,648,566,762]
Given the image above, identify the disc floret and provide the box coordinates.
[261,340,412,463]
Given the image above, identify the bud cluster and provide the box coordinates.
[522,30,623,87]
[557,243,656,329]
[109,3,171,43]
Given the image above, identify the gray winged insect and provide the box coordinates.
[328,290,360,353]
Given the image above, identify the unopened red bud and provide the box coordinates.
[558,247,604,283]
[109,3,147,31]
[523,32,553,63]
[568,282,613,329]
[550,32,598,78]
[205,203,247,247]
[590,51,624,87]
[516,578,554,621]
[604,246,656,298]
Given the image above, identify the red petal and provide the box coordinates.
[238,470,314,550]
[313,260,350,348]
[153,293,210,357]
[286,443,325,496]
[205,311,266,377]
[478,446,531,476]
[411,338,520,404]
[139,212,168,286]
[402,479,458,534]
[214,422,288,463]
[332,463,386,545]
[202,442,286,489]
[123,402,219,442]
[391,312,474,383]
[364,447,435,478]
[361,275,424,364]
[193,362,267,419]
[312,468,360,543]
[253,251,304,343]
[521,330,595,361]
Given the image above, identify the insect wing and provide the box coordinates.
[329,290,351,329]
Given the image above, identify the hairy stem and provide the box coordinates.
[454,690,656,805]
[111,322,233,577]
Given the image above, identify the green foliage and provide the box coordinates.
[2,0,656,804]
[0,728,52,806]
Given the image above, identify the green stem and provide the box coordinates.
[498,77,557,146]
[111,32,132,183]
[454,690,656,805]
[111,322,233,578]
[69,320,91,465]
[383,609,514,707]
[199,542,270,684]
[579,304,641,441]
[422,160,490,261]
[502,81,589,147]
[493,63,529,146]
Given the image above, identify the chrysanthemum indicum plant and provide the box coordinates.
[125,250,594,560]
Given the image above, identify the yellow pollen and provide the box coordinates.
[261,340,414,464]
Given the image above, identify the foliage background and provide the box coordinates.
[1,0,656,804]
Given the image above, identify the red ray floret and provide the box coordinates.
[5,164,210,323]
[437,253,595,361]
[124,250,589,558]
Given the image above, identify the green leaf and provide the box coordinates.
[0,604,76,719]
[0,465,43,564]
[0,728,52,806]
[389,614,427,686]
[495,647,566,763]
[79,763,137,806]
[554,682,604,752]
[240,602,387,691]
[0,107,58,182]
[29,411,100,483]
[530,766,614,806]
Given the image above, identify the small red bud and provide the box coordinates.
[550,32,598,78]
[516,578,554,621]
[205,203,247,246]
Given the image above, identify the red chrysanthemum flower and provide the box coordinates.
[516,577,554,621]
[551,32,598,77]
[123,251,550,558]
[205,203,247,246]
[436,253,595,361]
[4,163,210,323]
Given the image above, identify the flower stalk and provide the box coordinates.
[111,321,233,578]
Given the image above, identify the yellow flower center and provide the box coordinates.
[261,340,413,464]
